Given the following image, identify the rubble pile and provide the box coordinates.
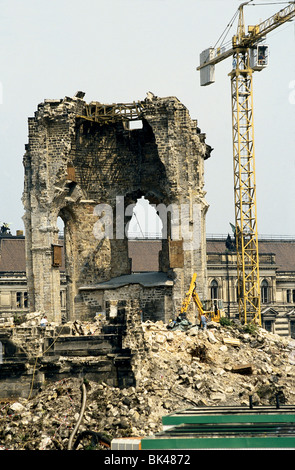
[1,319,295,450]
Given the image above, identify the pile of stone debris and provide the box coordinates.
[1,319,295,450]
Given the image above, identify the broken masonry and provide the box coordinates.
[23,92,212,324]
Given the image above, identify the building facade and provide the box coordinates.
[0,234,28,322]
[0,233,66,321]
[1,233,294,337]
[207,236,295,338]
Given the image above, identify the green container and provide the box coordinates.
[162,406,295,428]
[141,406,295,450]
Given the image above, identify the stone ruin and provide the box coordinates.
[0,92,213,398]
[22,91,212,325]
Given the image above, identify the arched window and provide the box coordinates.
[210,280,219,300]
[261,279,269,304]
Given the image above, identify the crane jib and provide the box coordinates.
[196,2,295,324]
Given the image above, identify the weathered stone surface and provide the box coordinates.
[22,93,210,324]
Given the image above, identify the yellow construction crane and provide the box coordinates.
[197,1,295,325]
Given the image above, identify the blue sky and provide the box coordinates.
[0,0,294,236]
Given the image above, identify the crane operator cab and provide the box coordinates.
[250,44,269,71]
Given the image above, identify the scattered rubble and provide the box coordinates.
[1,318,295,450]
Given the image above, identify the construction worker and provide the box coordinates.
[200,313,208,330]
[40,315,48,327]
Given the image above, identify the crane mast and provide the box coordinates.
[230,36,260,325]
[197,2,295,324]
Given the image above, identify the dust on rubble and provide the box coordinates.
[1,318,295,450]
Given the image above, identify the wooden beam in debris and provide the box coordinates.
[223,337,240,347]
[232,363,253,375]
[77,101,145,124]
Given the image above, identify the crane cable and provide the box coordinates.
[213,0,293,50]
[133,211,145,238]
[250,2,294,5]
[213,8,240,49]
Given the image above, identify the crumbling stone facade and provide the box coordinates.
[23,92,211,323]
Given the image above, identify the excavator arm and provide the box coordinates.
[180,273,198,316]
[179,273,225,323]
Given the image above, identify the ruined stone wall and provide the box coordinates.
[23,93,211,322]
[78,285,169,322]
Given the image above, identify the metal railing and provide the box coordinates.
[206,234,295,241]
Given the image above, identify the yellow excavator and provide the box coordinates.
[180,273,225,323]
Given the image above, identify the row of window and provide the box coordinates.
[264,320,295,340]
[209,280,295,304]
[0,290,66,310]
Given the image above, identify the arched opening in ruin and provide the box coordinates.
[57,208,76,321]
[127,196,163,273]
[127,196,162,239]
[57,216,64,238]
[56,216,67,316]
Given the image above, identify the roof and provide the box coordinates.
[0,236,26,272]
[207,238,295,272]
[0,238,162,274]
[258,240,295,272]
[0,236,65,273]
[79,271,173,291]
[1,236,294,274]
